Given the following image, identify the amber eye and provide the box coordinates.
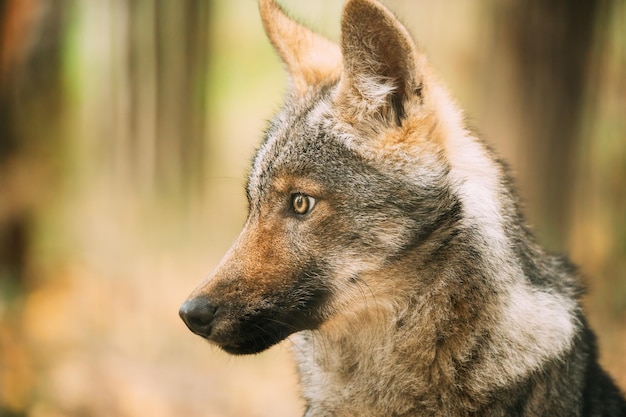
[291,193,316,215]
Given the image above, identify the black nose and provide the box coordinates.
[179,296,217,338]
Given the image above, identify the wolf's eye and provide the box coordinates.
[291,193,316,215]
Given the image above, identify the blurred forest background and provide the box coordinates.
[0,0,624,416]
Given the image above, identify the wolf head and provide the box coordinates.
[179,0,576,363]
[179,0,462,355]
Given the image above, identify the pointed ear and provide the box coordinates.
[336,0,422,127]
[259,0,342,94]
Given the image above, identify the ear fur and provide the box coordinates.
[259,0,342,94]
[336,0,423,128]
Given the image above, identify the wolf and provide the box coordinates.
[179,0,626,415]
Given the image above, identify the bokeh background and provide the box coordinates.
[0,0,624,416]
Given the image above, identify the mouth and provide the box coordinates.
[207,318,300,355]
[179,298,325,355]
[217,340,273,355]
[180,263,333,355]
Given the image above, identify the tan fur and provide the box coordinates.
[259,0,342,94]
[180,0,626,415]
[334,0,427,138]
[272,175,326,198]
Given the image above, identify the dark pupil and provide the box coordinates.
[294,195,307,213]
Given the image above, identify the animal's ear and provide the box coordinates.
[259,0,342,95]
[336,0,422,127]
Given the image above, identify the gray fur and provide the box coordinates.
[180,0,626,415]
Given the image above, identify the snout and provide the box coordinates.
[178,226,332,355]
[179,296,217,338]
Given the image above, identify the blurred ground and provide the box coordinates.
[0,0,624,416]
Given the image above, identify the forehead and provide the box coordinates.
[247,90,347,199]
